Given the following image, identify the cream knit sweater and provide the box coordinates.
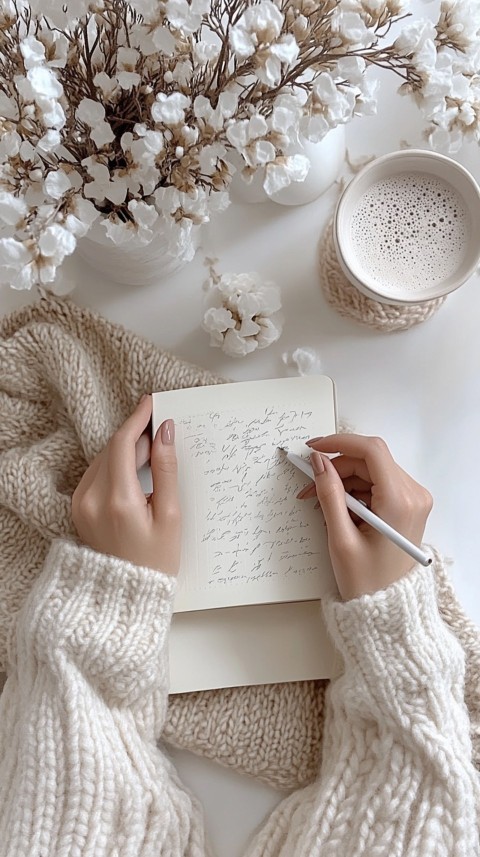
[0,540,478,857]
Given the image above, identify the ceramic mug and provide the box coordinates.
[333,149,480,305]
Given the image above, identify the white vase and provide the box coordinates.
[230,125,346,207]
[77,219,200,286]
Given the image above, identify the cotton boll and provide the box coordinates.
[76,97,106,126]
[44,169,71,200]
[0,238,32,284]
[263,154,309,196]
[38,224,76,262]
[27,66,63,99]
[0,192,27,226]
[282,347,321,376]
[20,36,46,70]
[203,270,283,358]
[151,92,190,125]
[90,121,115,148]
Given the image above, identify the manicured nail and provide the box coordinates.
[306,436,324,447]
[310,451,325,476]
[296,485,310,499]
[161,418,175,445]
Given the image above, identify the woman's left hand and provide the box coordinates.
[72,395,181,576]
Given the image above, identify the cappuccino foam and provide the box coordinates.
[350,172,469,294]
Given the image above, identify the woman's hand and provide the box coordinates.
[298,434,433,600]
[72,395,181,576]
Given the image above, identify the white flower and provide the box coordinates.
[171,60,194,87]
[128,199,159,228]
[82,159,128,204]
[116,46,141,89]
[90,121,115,148]
[39,223,76,262]
[165,0,210,34]
[151,25,176,55]
[437,0,480,50]
[0,238,32,285]
[193,40,221,65]
[42,31,69,69]
[394,19,436,54]
[38,97,66,129]
[332,10,373,47]
[335,56,366,85]
[27,66,63,99]
[203,270,283,358]
[0,130,21,160]
[255,35,299,87]
[226,114,268,150]
[264,154,309,196]
[0,92,18,120]
[151,92,190,125]
[64,197,99,237]
[203,306,236,334]
[76,97,106,126]
[37,129,61,153]
[93,71,119,99]
[28,0,89,26]
[44,169,71,200]
[230,1,284,59]
[20,36,45,70]
[116,71,141,90]
[282,347,320,376]
[0,192,27,227]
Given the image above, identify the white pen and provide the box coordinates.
[281,448,432,568]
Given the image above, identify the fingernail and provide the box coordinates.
[139,393,149,403]
[296,485,310,499]
[310,451,325,476]
[306,436,324,447]
[314,500,320,510]
[161,418,175,445]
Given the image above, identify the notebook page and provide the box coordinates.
[152,376,337,612]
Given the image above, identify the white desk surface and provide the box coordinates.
[1,7,479,853]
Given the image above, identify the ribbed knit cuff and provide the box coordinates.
[323,564,465,699]
[19,539,177,705]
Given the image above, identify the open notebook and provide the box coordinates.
[151,375,341,692]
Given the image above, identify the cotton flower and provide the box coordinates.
[0,0,476,294]
[264,154,310,196]
[0,193,27,226]
[282,347,321,375]
[76,97,106,126]
[44,170,71,200]
[39,224,76,262]
[165,0,210,34]
[0,238,32,285]
[230,1,284,59]
[116,46,141,89]
[151,92,190,125]
[93,71,119,99]
[20,36,46,70]
[27,66,63,99]
[203,270,283,358]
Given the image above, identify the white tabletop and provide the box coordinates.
[1,7,479,853]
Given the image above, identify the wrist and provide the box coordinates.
[323,563,464,695]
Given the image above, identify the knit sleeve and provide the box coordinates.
[246,564,480,857]
[0,539,209,857]
[8,538,176,707]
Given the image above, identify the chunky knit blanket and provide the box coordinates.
[1,291,479,790]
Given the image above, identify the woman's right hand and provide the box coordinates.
[298,434,433,600]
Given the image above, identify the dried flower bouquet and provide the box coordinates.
[0,0,478,290]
